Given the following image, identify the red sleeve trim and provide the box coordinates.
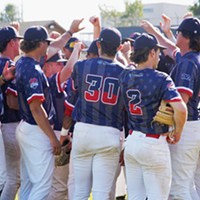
[64,101,74,117]
[6,87,18,97]
[177,88,193,97]
[27,95,45,104]
[56,72,64,93]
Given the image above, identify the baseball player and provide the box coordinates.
[0,25,23,200]
[43,43,82,200]
[15,19,84,199]
[119,33,187,200]
[66,27,125,200]
[141,17,200,200]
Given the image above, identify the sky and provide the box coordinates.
[0,0,196,32]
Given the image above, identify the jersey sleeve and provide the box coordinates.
[161,75,182,102]
[22,65,45,104]
[171,59,197,97]
[64,78,78,117]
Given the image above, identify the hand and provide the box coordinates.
[60,135,69,145]
[183,12,193,19]
[10,21,20,32]
[160,14,171,34]
[166,131,181,144]
[2,61,15,81]
[119,149,125,166]
[141,20,159,34]
[89,16,100,27]
[121,41,132,55]
[50,137,61,155]
[49,31,61,39]
[69,19,85,34]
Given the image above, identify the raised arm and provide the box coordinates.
[47,18,85,59]
[141,20,178,59]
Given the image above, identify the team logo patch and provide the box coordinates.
[181,73,191,81]
[29,78,39,89]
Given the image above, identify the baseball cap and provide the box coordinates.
[134,33,167,51]
[98,27,122,49]
[46,50,67,63]
[0,26,23,43]
[24,26,53,42]
[129,32,141,40]
[87,39,99,55]
[64,37,79,51]
[177,17,200,35]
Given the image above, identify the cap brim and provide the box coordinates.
[16,36,23,39]
[46,38,54,42]
[156,44,167,50]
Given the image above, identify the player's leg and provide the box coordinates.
[16,121,54,200]
[169,121,200,200]
[92,126,121,200]
[124,134,146,200]
[47,131,69,200]
[0,128,6,194]
[1,123,20,200]
[71,122,93,200]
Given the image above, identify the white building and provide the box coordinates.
[143,3,189,26]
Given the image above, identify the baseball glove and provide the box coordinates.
[153,100,175,126]
[55,138,71,166]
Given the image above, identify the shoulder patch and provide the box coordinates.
[29,78,39,89]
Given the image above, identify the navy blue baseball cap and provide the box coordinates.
[46,51,67,63]
[64,37,79,51]
[0,26,23,42]
[134,33,167,51]
[177,17,200,35]
[24,26,53,42]
[129,32,141,40]
[98,27,122,49]
[87,39,99,55]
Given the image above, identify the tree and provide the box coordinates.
[99,0,143,27]
[189,0,200,17]
[0,3,20,22]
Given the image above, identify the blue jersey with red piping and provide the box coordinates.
[70,57,125,130]
[49,72,65,131]
[0,57,20,122]
[171,51,200,120]
[15,56,55,125]
[119,68,182,134]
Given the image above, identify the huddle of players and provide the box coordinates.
[0,14,200,200]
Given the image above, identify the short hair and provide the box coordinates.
[130,47,159,64]
[181,30,200,52]
[0,40,10,53]
[20,40,41,53]
[99,41,118,57]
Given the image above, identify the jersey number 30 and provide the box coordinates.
[84,74,120,105]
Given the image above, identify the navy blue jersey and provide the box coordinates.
[71,57,125,130]
[49,72,65,131]
[0,57,20,122]
[15,56,55,125]
[64,77,78,116]
[119,68,182,134]
[171,51,200,120]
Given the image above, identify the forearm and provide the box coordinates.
[60,44,81,83]
[164,30,176,43]
[47,31,72,60]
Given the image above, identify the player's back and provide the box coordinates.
[119,68,179,134]
[71,57,125,130]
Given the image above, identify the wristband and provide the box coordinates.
[67,30,73,37]
[60,127,69,136]
[0,75,7,82]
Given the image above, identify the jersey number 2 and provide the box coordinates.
[127,89,143,115]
